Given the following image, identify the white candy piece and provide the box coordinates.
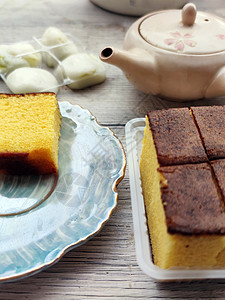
[0,43,41,68]
[57,53,106,89]
[0,51,29,75]
[42,27,70,45]
[41,27,78,67]
[7,43,42,67]
[6,67,59,94]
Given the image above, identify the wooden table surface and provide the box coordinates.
[1,0,225,299]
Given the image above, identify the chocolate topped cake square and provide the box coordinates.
[191,106,225,160]
[147,108,207,166]
[159,163,225,235]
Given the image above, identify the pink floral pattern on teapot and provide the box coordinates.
[217,34,225,40]
[165,32,197,52]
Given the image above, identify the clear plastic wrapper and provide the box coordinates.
[0,33,105,94]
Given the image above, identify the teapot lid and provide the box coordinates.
[139,3,225,54]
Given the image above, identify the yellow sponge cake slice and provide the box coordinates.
[0,93,61,175]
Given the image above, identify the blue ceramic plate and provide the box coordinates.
[0,102,126,283]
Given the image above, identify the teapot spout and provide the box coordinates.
[100,47,159,94]
[100,47,133,69]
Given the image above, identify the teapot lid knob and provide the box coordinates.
[182,3,197,26]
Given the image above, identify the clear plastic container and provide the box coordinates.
[125,118,225,281]
[0,34,89,93]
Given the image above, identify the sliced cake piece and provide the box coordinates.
[141,131,225,268]
[140,107,225,269]
[160,163,225,235]
[146,108,208,166]
[191,106,225,160]
[0,93,61,175]
[147,163,225,269]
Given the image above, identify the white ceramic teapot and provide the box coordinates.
[100,3,225,101]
